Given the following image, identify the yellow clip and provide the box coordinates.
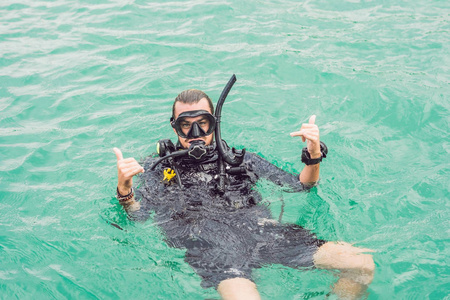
[163,168,176,182]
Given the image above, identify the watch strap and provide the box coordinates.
[301,141,328,165]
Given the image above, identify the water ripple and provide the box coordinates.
[0,0,449,299]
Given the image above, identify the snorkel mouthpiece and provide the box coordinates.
[188,140,207,160]
[149,140,208,171]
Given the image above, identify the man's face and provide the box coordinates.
[173,98,214,149]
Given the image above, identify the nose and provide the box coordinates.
[187,122,206,138]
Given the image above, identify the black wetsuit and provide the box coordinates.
[131,149,325,288]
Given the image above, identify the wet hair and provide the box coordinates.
[172,89,214,118]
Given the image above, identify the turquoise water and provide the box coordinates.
[1,0,449,299]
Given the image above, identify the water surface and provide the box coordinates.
[0,0,449,299]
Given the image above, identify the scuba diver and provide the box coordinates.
[113,75,375,300]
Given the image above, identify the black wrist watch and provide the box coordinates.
[301,141,328,165]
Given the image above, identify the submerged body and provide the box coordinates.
[129,149,324,288]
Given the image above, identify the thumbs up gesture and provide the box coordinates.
[113,147,145,196]
[290,115,321,158]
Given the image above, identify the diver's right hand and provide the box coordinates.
[113,147,144,196]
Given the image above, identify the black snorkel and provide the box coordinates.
[214,74,246,166]
[214,74,246,194]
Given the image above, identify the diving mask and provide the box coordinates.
[170,110,216,139]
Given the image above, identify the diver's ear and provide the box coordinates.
[170,116,176,134]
